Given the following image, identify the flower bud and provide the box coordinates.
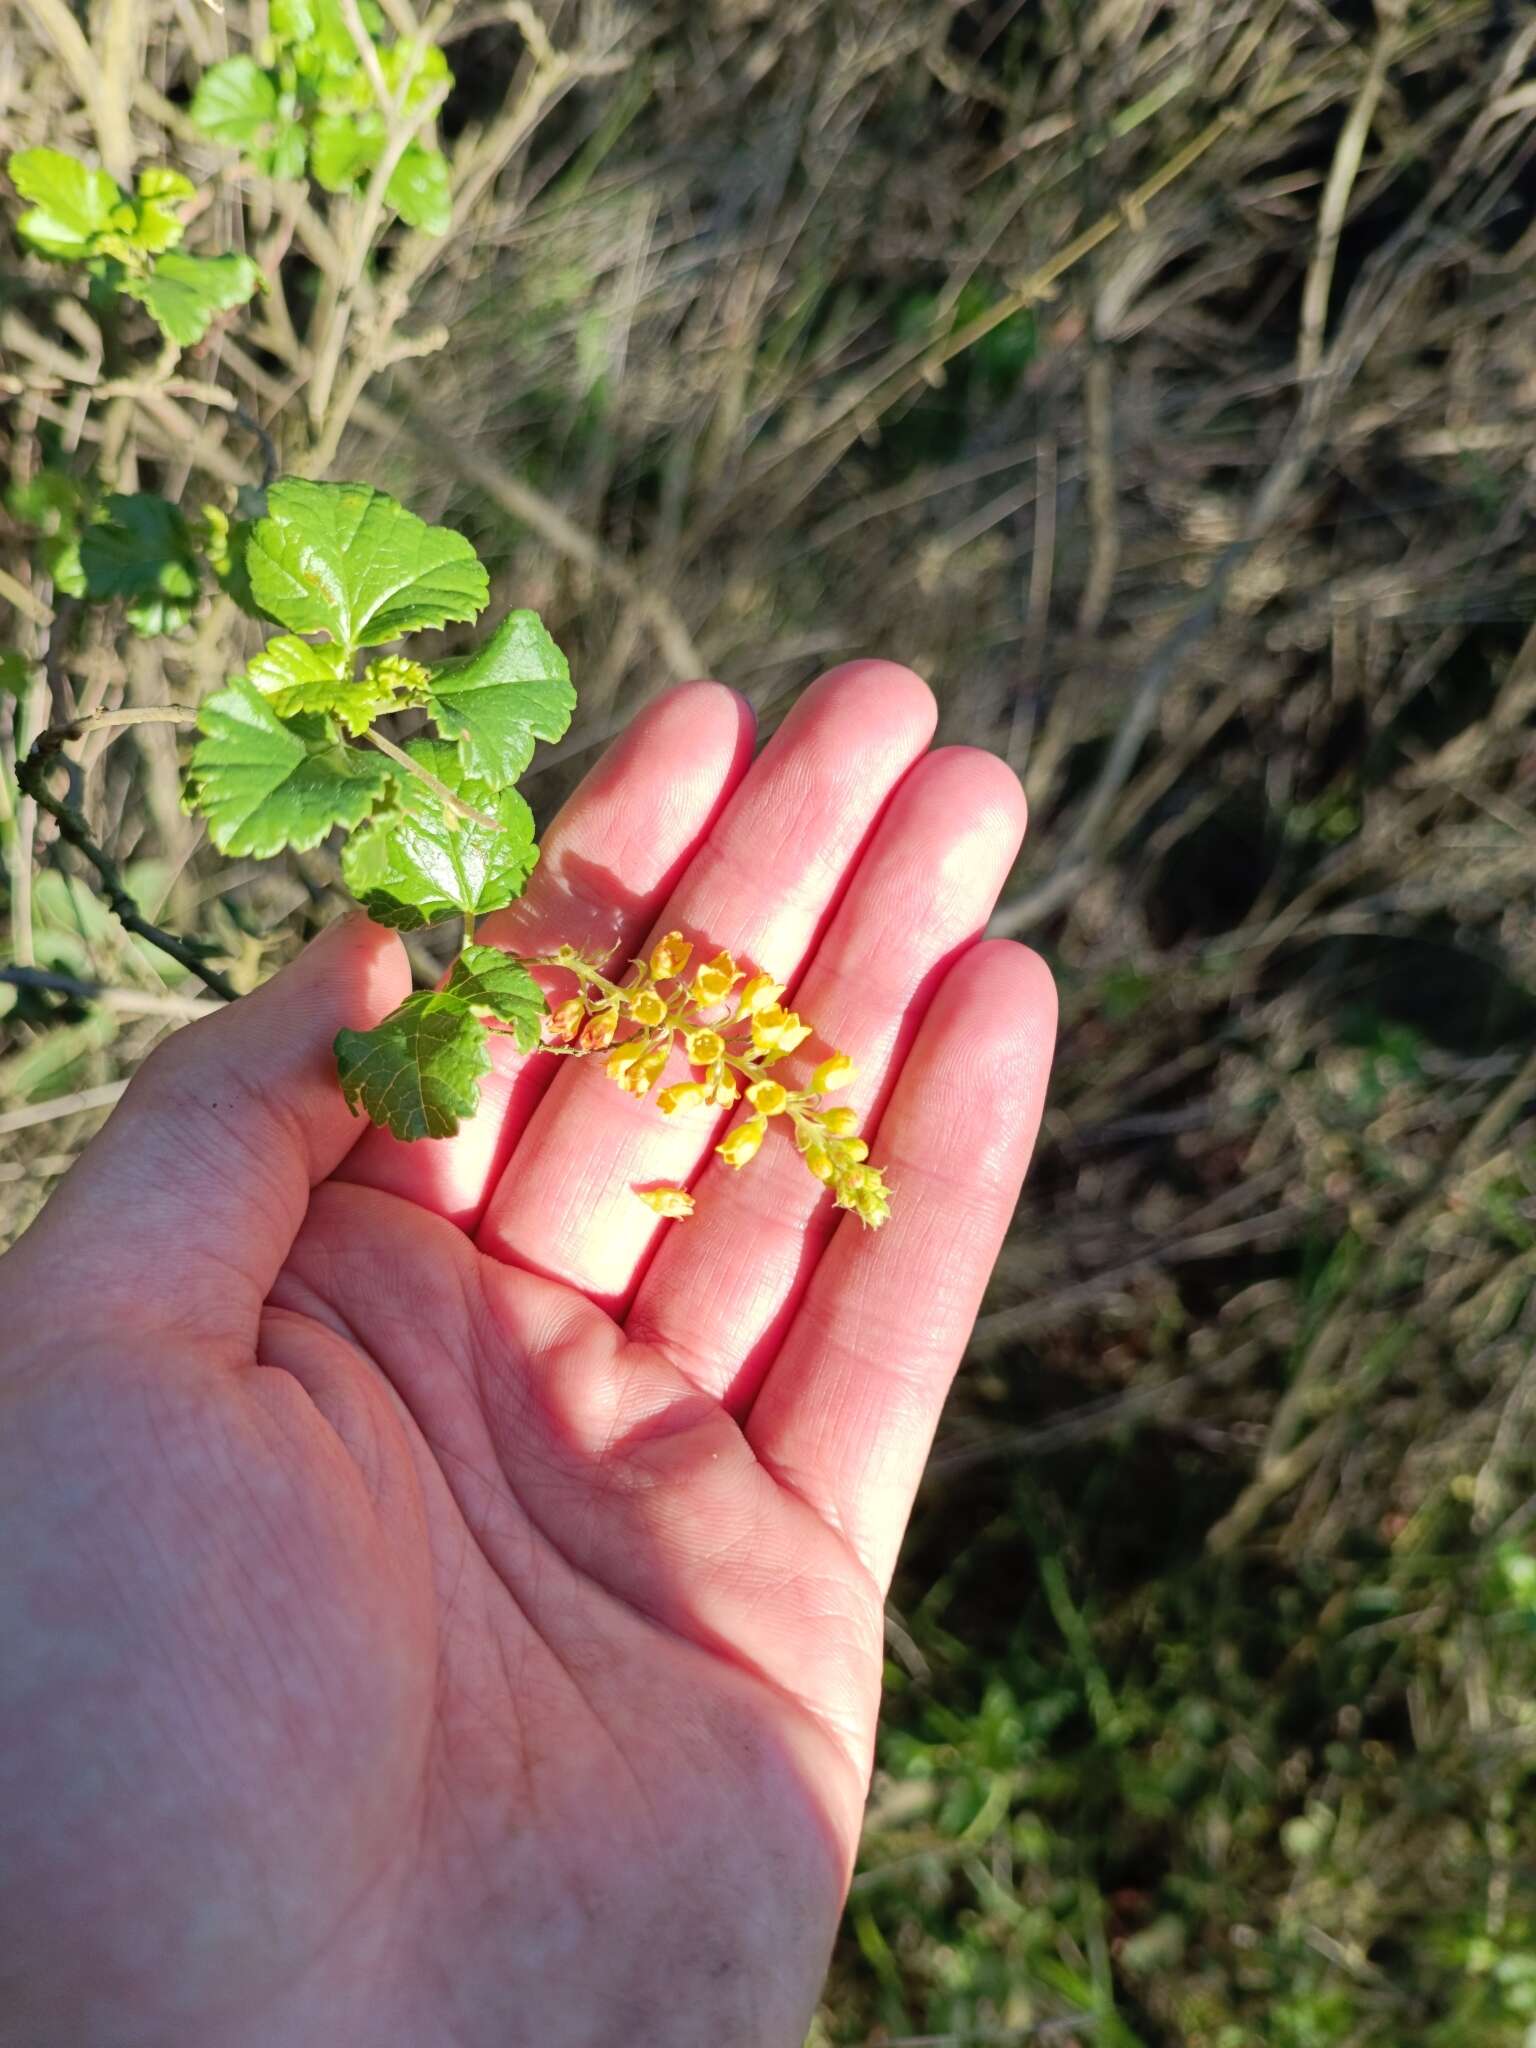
[838,1164,891,1228]
[657,1082,707,1116]
[716,1114,767,1168]
[839,1137,870,1163]
[812,1052,856,1094]
[628,988,668,1028]
[578,1006,619,1051]
[541,996,585,1046]
[746,1079,788,1116]
[803,1140,835,1184]
[650,930,692,980]
[686,1028,725,1066]
[820,1107,860,1137]
[637,1185,694,1219]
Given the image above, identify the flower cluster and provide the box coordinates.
[535,931,891,1227]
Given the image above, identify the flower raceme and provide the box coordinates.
[529,932,892,1228]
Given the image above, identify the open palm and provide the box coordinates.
[0,661,1055,2048]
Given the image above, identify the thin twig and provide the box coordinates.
[16,722,237,1002]
[0,965,218,1018]
[362,725,503,831]
[0,570,52,628]
[18,0,132,183]
[0,1080,128,1136]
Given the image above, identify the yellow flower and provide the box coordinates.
[716,1114,767,1168]
[637,1185,694,1219]
[840,1137,870,1163]
[657,1081,707,1116]
[607,1044,641,1082]
[624,1042,670,1096]
[541,996,585,1046]
[812,1052,856,1093]
[650,930,692,980]
[686,1028,725,1065]
[751,1005,811,1056]
[820,1106,859,1137]
[628,988,668,1028]
[707,1066,740,1107]
[578,1006,618,1051]
[746,1079,788,1116]
[737,972,785,1018]
[689,952,738,1006]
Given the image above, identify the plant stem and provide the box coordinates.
[362,726,502,831]
[17,721,237,1002]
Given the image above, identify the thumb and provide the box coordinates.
[1,915,410,1353]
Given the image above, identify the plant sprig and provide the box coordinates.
[2,47,892,1231]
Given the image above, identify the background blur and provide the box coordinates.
[8,2,1536,2041]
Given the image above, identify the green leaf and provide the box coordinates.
[334,989,489,1140]
[246,478,488,650]
[246,631,347,705]
[426,609,574,785]
[8,148,121,259]
[308,110,383,191]
[189,678,393,855]
[444,943,545,1050]
[378,38,452,110]
[244,633,406,733]
[125,199,185,256]
[79,493,200,635]
[269,0,319,45]
[7,468,85,537]
[191,57,281,148]
[118,250,264,345]
[127,166,195,255]
[45,533,86,598]
[386,143,451,236]
[340,738,538,930]
[138,167,196,203]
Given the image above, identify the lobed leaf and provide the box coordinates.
[426,610,574,786]
[8,148,122,259]
[190,59,307,176]
[444,944,546,1050]
[189,678,392,855]
[386,144,451,236]
[192,58,278,146]
[79,493,200,636]
[334,989,489,1141]
[118,250,264,346]
[378,39,453,110]
[246,479,488,650]
[341,738,538,930]
[308,112,384,193]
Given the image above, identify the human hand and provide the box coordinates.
[0,661,1055,2048]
